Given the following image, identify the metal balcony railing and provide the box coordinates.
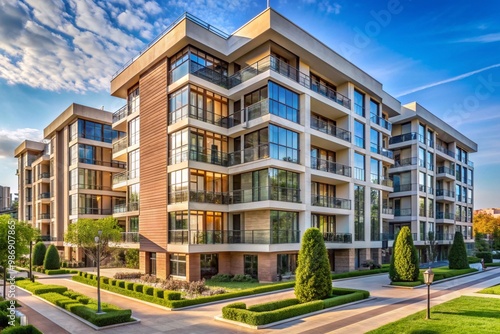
[168,229,300,245]
[311,195,351,209]
[436,212,455,220]
[370,114,392,131]
[121,232,139,243]
[230,187,300,204]
[168,190,229,205]
[311,157,351,177]
[436,189,455,197]
[310,116,351,142]
[389,132,418,145]
[168,146,229,166]
[437,166,455,175]
[322,232,352,243]
[391,157,418,168]
[112,136,128,152]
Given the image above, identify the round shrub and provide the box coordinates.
[389,226,419,282]
[449,232,469,269]
[294,228,332,302]
[32,241,46,266]
[43,245,60,270]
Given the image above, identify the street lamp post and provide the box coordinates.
[29,240,34,282]
[423,267,435,319]
[95,230,104,314]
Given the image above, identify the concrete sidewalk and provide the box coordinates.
[15,267,500,333]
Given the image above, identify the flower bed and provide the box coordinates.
[222,287,369,326]
[16,280,132,327]
[72,271,295,309]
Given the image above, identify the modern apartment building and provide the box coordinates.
[109,9,401,282]
[14,103,133,262]
[475,208,500,219]
[0,185,12,211]
[388,102,477,260]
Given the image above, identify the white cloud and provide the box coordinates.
[0,128,42,159]
[455,32,500,44]
[300,0,341,15]
[395,63,500,97]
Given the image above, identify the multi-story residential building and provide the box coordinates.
[109,9,401,282]
[14,103,134,262]
[475,208,500,219]
[0,185,12,211]
[388,102,477,260]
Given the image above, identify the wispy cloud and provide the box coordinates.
[395,63,500,97]
[0,128,42,159]
[455,32,500,43]
[299,0,341,15]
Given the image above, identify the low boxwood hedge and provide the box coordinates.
[144,286,154,296]
[222,289,369,326]
[1,325,43,334]
[45,269,78,275]
[16,280,68,295]
[133,283,144,293]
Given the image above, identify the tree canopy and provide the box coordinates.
[0,214,39,268]
[64,216,122,263]
[473,213,500,235]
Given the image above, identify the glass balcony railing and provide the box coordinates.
[389,132,418,145]
[39,172,50,179]
[228,55,351,109]
[370,144,393,159]
[310,116,351,142]
[311,195,351,209]
[168,104,230,128]
[370,114,392,131]
[112,136,128,152]
[168,229,300,245]
[437,166,455,176]
[169,146,229,166]
[322,232,352,243]
[112,105,128,123]
[71,208,112,215]
[391,157,418,168]
[113,202,139,213]
[40,235,57,242]
[311,157,351,177]
[168,190,229,205]
[436,212,454,220]
[394,208,412,216]
[393,183,414,192]
[436,189,455,197]
[382,207,393,215]
[435,145,455,158]
[228,143,299,166]
[121,232,139,243]
[38,213,51,220]
[230,186,300,204]
[75,158,126,169]
[37,192,51,200]
[112,170,139,185]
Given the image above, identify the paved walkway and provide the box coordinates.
[15,267,500,333]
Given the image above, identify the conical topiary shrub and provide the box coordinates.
[389,226,420,282]
[43,244,60,270]
[32,241,46,266]
[449,231,469,269]
[294,228,332,302]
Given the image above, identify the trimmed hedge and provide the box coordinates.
[1,325,43,334]
[133,283,144,293]
[331,267,389,280]
[222,288,369,326]
[475,252,493,264]
[144,286,154,296]
[16,280,68,295]
[45,269,78,275]
[72,273,294,309]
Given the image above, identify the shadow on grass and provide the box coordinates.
[434,310,500,320]
[409,330,440,334]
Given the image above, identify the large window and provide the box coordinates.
[354,120,365,148]
[70,194,111,215]
[370,158,381,184]
[277,254,297,275]
[418,123,426,144]
[418,147,426,168]
[370,128,380,153]
[189,169,228,204]
[170,254,186,277]
[369,99,379,117]
[169,46,228,85]
[370,189,380,241]
[128,86,140,115]
[169,128,228,166]
[70,169,108,191]
[311,214,336,234]
[354,152,365,181]
[200,254,218,279]
[354,89,365,117]
[271,210,299,243]
[268,81,299,123]
[69,119,123,143]
[129,117,140,146]
[232,168,300,203]
[129,149,140,179]
[244,255,258,279]
[128,183,139,209]
[70,144,115,167]
[354,185,365,241]
[168,84,228,125]
[242,125,299,164]
[168,169,188,202]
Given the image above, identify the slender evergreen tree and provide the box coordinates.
[449,231,469,269]
[43,244,60,270]
[295,228,332,302]
[32,241,46,266]
[389,226,420,282]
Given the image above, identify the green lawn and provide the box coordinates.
[478,284,500,295]
[368,296,500,334]
[391,267,476,287]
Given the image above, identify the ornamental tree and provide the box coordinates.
[0,214,39,268]
[32,241,47,266]
[449,231,469,269]
[389,226,420,282]
[294,228,332,302]
[43,244,60,270]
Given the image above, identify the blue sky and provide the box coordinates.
[0,0,499,208]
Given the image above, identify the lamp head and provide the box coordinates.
[423,267,434,285]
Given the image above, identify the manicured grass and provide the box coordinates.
[367,296,500,334]
[391,267,477,286]
[478,283,500,295]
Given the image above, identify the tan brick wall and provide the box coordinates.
[139,251,146,274]
[219,252,231,274]
[371,248,382,264]
[230,253,244,275]
[187,253,200,282]
[258,252,278,282]
[334,249,354,272]
[156,252,168,279]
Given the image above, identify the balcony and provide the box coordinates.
[169,146,229,166]
[37,192,51,200]
[380,177,393,187]
[322,232,352,243]
[370,114,392,131]
[435,145,455,158]
[40,235,57,242]
[436,189,455,198]
[370,144,394,159]
[394,208,412,217]
[113,202,139,214]
[230,187,300,204]
[436,212,455,220]
[169,190,229,205]
[228,55,351,109]
[39,172,50,179]
[112,136,128,152]
[112,171,138,186]
[71,208,112,215]
[391,157,418,168]
[120,232,139,243]
[168,229,300,245]
[311,158,351,177]
[228,143,299,166]
[393,183,414,192]
[38,213,51,220]
[112,105,128,123]
[310,116,351,142]
[311,195,351,210]
[169,104,233,128]
[75,158,126,169]
[382,207,394,215]
[435,233,455,241]
[389,132,418,145]
[223,98,299,126]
